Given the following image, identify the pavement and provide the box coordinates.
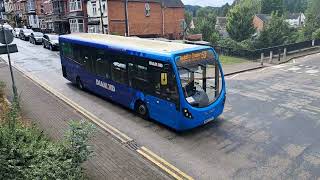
[0,59,170,180]
[1,38,320,179]
[223,61,263,76]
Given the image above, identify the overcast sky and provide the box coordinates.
[182,0,235,7]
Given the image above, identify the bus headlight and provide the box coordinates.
[183,108,192,119]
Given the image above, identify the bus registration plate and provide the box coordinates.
[204,117,214,124]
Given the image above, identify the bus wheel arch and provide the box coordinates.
[135,100,149,119]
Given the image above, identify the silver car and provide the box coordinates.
[29,32,44,44]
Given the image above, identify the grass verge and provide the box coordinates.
[219,55,249,65]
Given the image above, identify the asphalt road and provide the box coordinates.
[1,38,320,179]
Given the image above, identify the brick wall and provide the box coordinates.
[163,7,184,39]
[108,0,126,35]
[108,0,184,39]
[127,2,162,36]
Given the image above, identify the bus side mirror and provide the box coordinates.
[161,72,168,85]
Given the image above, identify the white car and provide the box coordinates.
[3,23,13,31]
[13,28,21,38]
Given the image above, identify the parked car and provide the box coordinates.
[13,28,21,38]
[43,34,59,51]
[29,32,44,44]
[19,29,34,41]
[3,23,13,31]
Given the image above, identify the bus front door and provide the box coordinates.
[146,95,178,128]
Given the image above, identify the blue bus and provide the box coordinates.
[59,34,226,131]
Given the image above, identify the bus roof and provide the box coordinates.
[60,33,207,56]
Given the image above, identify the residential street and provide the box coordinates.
[1,38,320,179]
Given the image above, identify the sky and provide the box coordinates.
[182,0,235,7]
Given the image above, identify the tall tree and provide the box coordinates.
[184,11,193,33]
[283,0,308,13]
[256,12,291,48]
[193,12,219,43]
[304,0,320,39]
[261,0,283,15]
[226,0,260,42]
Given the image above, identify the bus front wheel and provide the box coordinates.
[76,77,84,90]
[135,101,149,119]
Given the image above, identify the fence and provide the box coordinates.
[186,39,320,61]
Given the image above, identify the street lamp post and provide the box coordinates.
[98,0,104,34]
[124,0,128,36]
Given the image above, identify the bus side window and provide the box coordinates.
[148,63,178,104]
[111,60,128,85]
[128,60,149,91]
[80,46,94,73]
[62,42,72,59]
[162,67,179,103]
[95,49,110,79]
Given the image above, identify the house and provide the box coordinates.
[16,0,29,27]
[27,0,39,28]
[107,0,185,39]
[51,0,69,34]
[253,14,271,32]
[67,0,88,33]
[87,0,108,33]
[215,16,228,38]
[285,13,305,28]
[43,0,54,31]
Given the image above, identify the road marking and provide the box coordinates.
[225,74,239,79]
[138,146,194,180]
[306,70,319,74]
[9,62,193,180]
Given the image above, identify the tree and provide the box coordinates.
[312,28,320,40]
[226,0,260,42]
[192,12,219,43]
[304,0,320,39]
[283,0,308,13]
[261,0,284,15]
[256,12,291,48]
[184,11,192,32]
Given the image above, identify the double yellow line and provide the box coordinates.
[12,64,193,180]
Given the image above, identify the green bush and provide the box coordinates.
[0,81,5,100]
[0,116,95,179]
[312,28,320,40]
[217,38,254,50]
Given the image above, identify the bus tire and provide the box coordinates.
[135,101,149,119]
[76,77,84,90]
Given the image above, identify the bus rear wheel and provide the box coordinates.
[135,101,148,119]
[76,77,84,90]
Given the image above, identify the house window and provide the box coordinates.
[92,2,97,15]
[88,25,99,33]
[69,19,84,33]
[145,3,150,17]
[69,0,82,11]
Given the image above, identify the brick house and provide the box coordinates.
[107,0,184,39]
[52,0,69,34]
[253,14,271,32]
[86,0,108,33]
[16,0,29,27]
[27,0,39,28]
[66,0,88,33]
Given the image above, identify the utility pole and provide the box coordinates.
[124,0,128,36]
[98,0,104,34]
